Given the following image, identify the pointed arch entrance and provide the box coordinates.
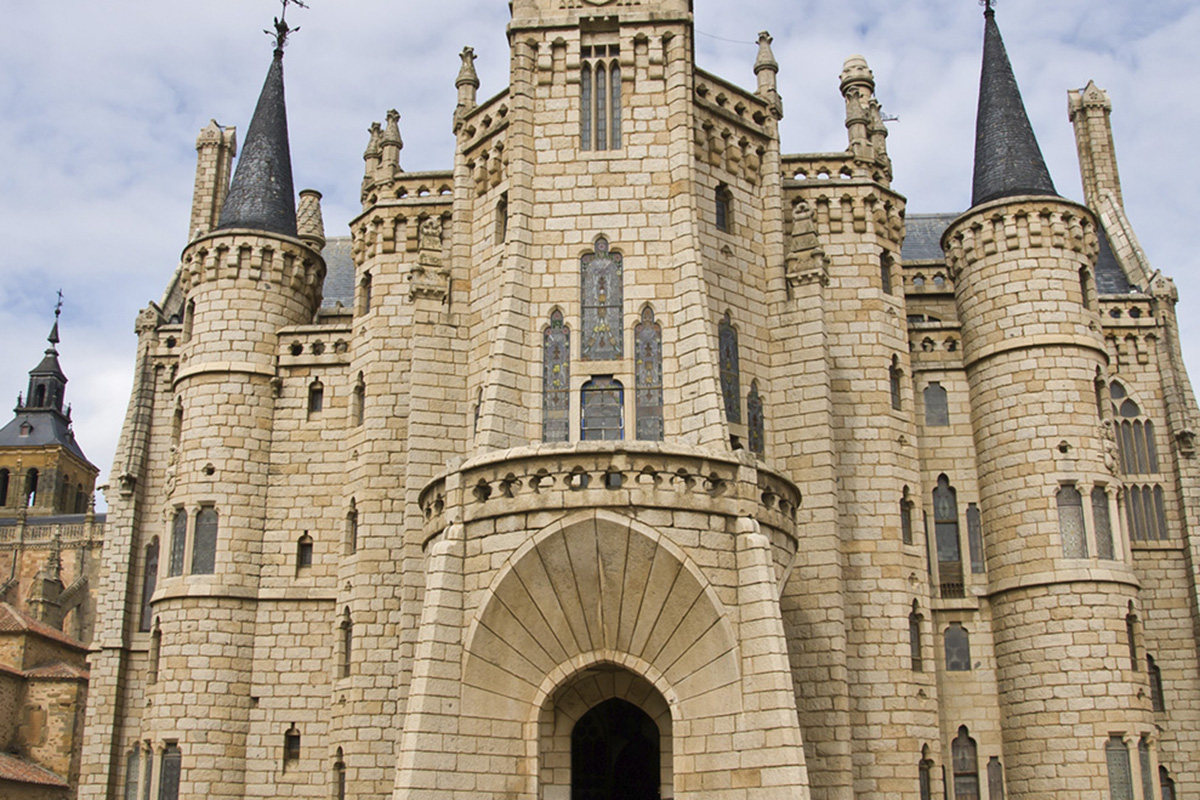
[572,698,659,800]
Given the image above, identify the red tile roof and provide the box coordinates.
[0,603,87,651]
[23,661,89,680]
[0,751,69,787]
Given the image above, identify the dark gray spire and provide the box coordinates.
[971,7,1058,207]
[217,49,298,237]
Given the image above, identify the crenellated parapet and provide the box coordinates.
[180,231,325,311]
[692,70,773,185]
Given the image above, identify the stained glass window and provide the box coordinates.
[191,507,218,575]
[945,623,971,671]
[581,377,624,441]
[919,752,932,800]
[581,239,623,360]
[158,744,181,800]
[1106,737,1133,800]
[1094,487,1115,559]
[581,64,592,150]
[924,382,949,427]
[168,510,186,578]
[901,488,914,545]
[140,539,159,632]
[719,312,741,424]
[1139,738,1154,800]
[952,727,979,800]
[1161,766,1176,800]
[934,475,963,597]
[967,503,985,574]
[581,53,621,151]
[125,749,139,800]
[1149,655,1165,712]
[1057,485,1088,558]
[634,307,663,441]
[987,757,1005,800]
[747,381,765,455]
[543,310,571,442]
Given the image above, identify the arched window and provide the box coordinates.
[1057,485,1088,558]
[581,238,623,360]
[918,746,933,800]
[1080,266,1094,311]
[890,356,902,411]
[966,503,985,574]
[183,299,195,342]
[909,603,923,672]
[0,468,9,506]
[715,184,732,232]
[543,310,571,442]
[359,272,373,315]
[352,374,365,427]
[634,307,663,441]
[880,251,893,295]
[140,539,159,632]
[718,312,741,424]
[24,468,39,508]
[159,743,182,800]
[1139,737,1154,800]
[1160,766,1176,800]
[124,749,140,800]
[581,377,624,441]
[191,507,218,575]
[580,47,621,150]
[945,623,971,671]
[168,510,187,577]
[924,382,948,427]
[308,380,324,418]
[149,620,162,684]
[987,757,1005,800]
[284,726,301,770]
[346,500,358,555]
[951,727,979,800]
[1105,737,1132,800]
[1110,381,1168,540]
[747,381,765,456]
[1126,606,1139,670]
[901,487,914,545]
[339,609,353,678]
[933,475,963,598]
[334,749,347,800]
[1148,654,1165,712]
[1093,487,1115,559]
[496,193,508,243]
[296,533,314,573]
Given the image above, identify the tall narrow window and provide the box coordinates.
[183,299,194,343]
[339,609,353,678]
[360,273,373,315]
[634,307,663,441]
[346,500,358,555]
[1106,737,1133,800]
[168,510,187,577]
[581,62,592,150]
[924,382,949,427]
[966,503,985,574]
[909,603,923,672]
[296,534,314,573]
[890,356,902,411]
[951,727,980,800]
[987,757,1005,800]
[191,507,218,575]
[1148,654,1165,712]
[334,750,347,800]
[1126,608,1139,670]
[0,468,9,506]
[715,184,731,232]
[1057,485,1088,558]
[609,62,621,148]
[158,744,181,800]
[747,381,765,456]
[1080,267,1094,311]
[934,475,963,598]
[24,468,39,507]
[140,539,159,632]
[919,747,933,800]
[543,310,571,442]
[1139,737,1154,800]
[945,623,971,672]
[901,487,914,545]
[284,726,301,770]
[595,62,607,150]
[581,238,623,360]
[1160,766,1176,800]
[307,380,324,418]
[719,312,741,424]
[1093,487,1115,559]
[149,621,162,684]
[880,252,893,294]
[125,749,140,800]
[581,377,624,441]
[142,744,153,800]
[580,47,621,151]
[496,193,508,243]
[352,374,365,427]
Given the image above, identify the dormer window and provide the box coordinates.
[19,422,32,437]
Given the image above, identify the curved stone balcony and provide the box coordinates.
[418,442,801,544]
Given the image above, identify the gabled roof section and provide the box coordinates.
[0,752,69,788]
[216,49,298,237]
[0,603,88,652]
[971,8,1058,207]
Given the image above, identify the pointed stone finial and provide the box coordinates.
[48,290,62,347]
[456,47,480,127]
[381,110,404,178]
[296,189,326,250]
[754,32,783,120]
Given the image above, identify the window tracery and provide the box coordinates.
[718,312,741,424]
[543,310,571,442]
[581,239,623,360]
[634,306,663,440]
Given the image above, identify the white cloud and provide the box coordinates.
[2,0,1198,510]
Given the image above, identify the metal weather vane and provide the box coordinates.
[980,0,996,12]
[266,0,309,52]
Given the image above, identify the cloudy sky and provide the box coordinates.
[2,0,1198,508]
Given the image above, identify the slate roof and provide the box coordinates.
[0,752,69,788]
[1095,227,1133,294]
[217,50,298,237]
[971,9,1058,206]
[0,410,92,465]
[320,236,356,310]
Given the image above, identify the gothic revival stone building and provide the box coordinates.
[78,2,1200,799]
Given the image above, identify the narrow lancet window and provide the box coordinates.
[1093,486,1115,559]
[168,510,187,578]
[924,382,949,427]
[719,312,741,423]
[747,380,765,456]
[909,603,923,672]
[945,623,971,671]
[987,757,1005,800]
[1057,485,1088,558]
[581,238,623,360]
[1106,737,1133,800]
[933,475,963,598]
[966,503,985,574]
[951,727,979,800]
[191,507,218,575]
[634,307,663,440]
[140,539,159,632]
[159,744,181,800]
[543,310,571,442]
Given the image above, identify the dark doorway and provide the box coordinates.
[571,698,660,800]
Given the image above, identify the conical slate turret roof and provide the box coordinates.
[217,49,297,237]
[971,7,1058,207]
